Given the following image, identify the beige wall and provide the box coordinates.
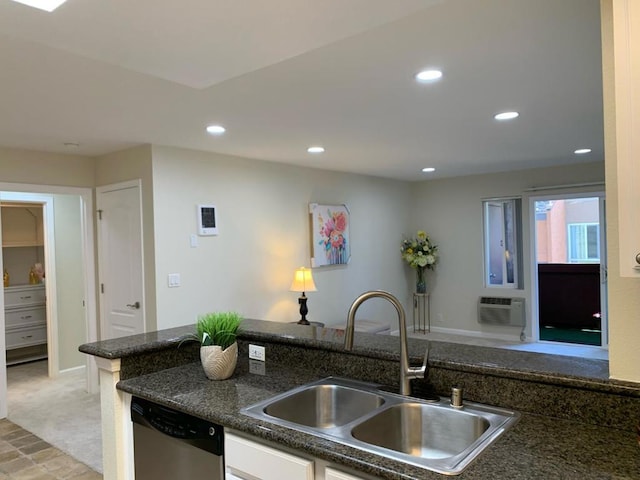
[53,194,86,371]
[150,146,412,330]
[0,147,93,187]
[410,161,605,340]
[95,145,157,331]
[1,1,638,385]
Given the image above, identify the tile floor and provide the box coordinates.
[0,418,101,479]
[5,361,102,478]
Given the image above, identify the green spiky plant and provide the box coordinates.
[195,311,242,350]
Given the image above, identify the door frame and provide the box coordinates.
[97,179,146,340]
[0,193,58,378]
[529,190,607,347]
[0,182,97,419]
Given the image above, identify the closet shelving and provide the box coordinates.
[2,204,47,364]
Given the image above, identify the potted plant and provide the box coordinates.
[194,311,242,380]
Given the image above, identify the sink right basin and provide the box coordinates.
[351,402,490,459]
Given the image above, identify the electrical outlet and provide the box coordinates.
[436,313,444,324]
[249,359,266,375]
[248,344,265,362]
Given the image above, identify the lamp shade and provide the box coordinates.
[289,267,317,293]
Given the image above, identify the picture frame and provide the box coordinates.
[197,204,218,235]
[309,203,350,267]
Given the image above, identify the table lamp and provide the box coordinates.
[290,267,317,325]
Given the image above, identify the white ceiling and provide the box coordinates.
[0,0,603,181]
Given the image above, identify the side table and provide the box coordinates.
[290,321,325,327]
[413,293,430,333]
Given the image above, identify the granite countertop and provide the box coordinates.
[80,319,640,396]
[117,355,640,480]
[83,319,640,478]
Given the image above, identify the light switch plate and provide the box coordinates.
[167,273,181,287]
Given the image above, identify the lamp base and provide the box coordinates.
[298,294,310,325]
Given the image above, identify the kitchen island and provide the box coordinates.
[80,319,640,479]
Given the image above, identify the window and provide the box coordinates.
[483,198,523,288]
[568,223,600,262]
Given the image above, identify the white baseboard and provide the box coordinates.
[422,326,523,343]
[59,364,86,377]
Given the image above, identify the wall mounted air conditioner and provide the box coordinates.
[477,297,525,327]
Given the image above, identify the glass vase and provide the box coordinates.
[416,267,427,294]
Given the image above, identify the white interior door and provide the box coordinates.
[97,181,145,339]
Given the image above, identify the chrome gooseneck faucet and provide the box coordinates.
[344,290,427,395]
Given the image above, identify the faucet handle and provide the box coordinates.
[422,341,431,370]
[408,342,429,380]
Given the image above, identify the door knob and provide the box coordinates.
[126,301,141,309]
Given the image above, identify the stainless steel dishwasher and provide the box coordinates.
[131,396,224,479]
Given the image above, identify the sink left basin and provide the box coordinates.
[264,383,385,428]
[243,377,385,429]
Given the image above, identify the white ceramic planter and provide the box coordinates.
[200,342,238,380]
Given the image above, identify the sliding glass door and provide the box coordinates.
[532,193,607,347]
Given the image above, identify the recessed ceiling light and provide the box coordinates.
[422,167,436,173]
[10,0,67,12]
[574,148,592,155]
[415,70,443,83]
[494,111,519,121]
[307,146,325,154]
[206,125,226,135]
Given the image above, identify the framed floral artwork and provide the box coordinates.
[309,203,350,267]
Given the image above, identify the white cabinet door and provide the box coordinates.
[225,432,314,480]
[608,0,640,277]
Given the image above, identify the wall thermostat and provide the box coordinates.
[197,204,218,235]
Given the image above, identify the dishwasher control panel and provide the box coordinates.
[131,396,224,455]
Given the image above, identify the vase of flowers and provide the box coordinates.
[401,230,438,293]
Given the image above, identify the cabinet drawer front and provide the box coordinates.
[4,286,46,307]
[325,467,368,480]
[5,307,46,328]
[226,433,314,480]
[6,325,47,350]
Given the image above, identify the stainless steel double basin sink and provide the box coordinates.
[242,377,519,475]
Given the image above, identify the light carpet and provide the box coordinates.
[6,361,102,474]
